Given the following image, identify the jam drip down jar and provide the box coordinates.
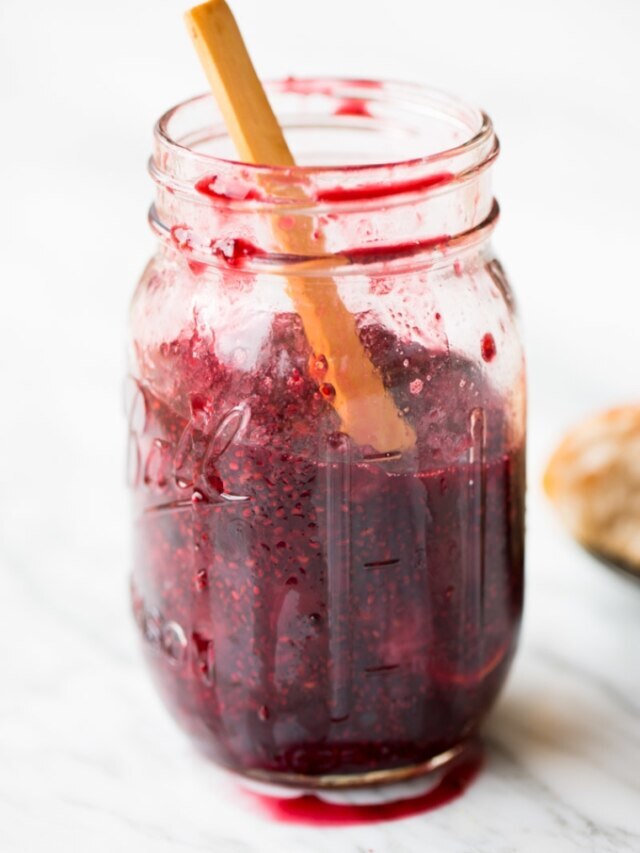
[127,79,526,787]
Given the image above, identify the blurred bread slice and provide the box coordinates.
[544,406,640,570]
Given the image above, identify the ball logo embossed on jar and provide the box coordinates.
[144,438,173,491]
[173,404,252,501]
[126,432,141,488]
[142,607,162,647]
[124,377,149,435]
[125,378,148,488]
[201,405,252,502]
[161,620,188,666]
[192,631,216,686]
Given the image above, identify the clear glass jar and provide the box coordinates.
[127,78,526,787]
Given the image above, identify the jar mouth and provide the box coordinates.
[153,78,498,209]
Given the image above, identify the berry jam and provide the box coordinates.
[130,313,524,783]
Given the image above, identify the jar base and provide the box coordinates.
[238,741,471,790]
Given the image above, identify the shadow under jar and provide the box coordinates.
[127,78,526,788]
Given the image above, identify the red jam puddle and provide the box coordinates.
[239,744,484,826]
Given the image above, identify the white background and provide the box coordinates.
[1,1,640,852]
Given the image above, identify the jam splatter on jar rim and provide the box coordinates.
[152,78,498,209]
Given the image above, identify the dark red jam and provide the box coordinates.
[481,333,497,363]
[333,98,373,119]
[315,172,452,204]
[130,313,524,782]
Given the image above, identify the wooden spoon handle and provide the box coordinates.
[185,1,416,452]
[186,0,294,166]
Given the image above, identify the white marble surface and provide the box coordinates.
[2,0,640,850]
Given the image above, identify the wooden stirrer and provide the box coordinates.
[185,0,416,453]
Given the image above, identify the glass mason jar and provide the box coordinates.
[127,78,526,787]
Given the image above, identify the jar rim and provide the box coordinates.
[150,78,499,271]
[156,77,494,178]
[150,77,499,209]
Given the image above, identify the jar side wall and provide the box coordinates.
[127,239,525,781]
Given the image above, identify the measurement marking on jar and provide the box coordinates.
[363,558,400,569]
[362,451,403,463]
[144,495,250,515]
[364,663,400,674]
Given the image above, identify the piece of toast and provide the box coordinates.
[544,406,640,571]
